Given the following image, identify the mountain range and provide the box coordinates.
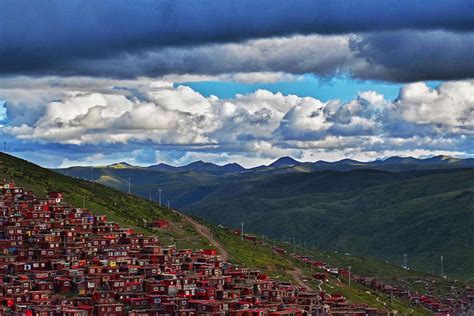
[84,155,474,176]
[56,155,474,279]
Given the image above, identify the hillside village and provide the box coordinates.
[0,154,472,315]
[0,180,397,316]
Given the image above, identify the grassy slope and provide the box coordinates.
[186,169,474,279]
[204,223,432,315]
[0,153,210,250]
[58,166,224,208]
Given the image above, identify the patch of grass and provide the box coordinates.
[192,221,294,282]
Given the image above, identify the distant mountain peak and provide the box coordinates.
[269,156,300,168]
[156,162,173,167]
[107,162,134,169]
[188,160,213,166]
[430,155,461,163]
[222,162,245,172]
[437,154,456,160]
[336,158,362,164]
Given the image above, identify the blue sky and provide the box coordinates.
[180,76,441,102]
[0,1,473,168]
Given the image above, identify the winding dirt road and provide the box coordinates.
[174,210,230,262]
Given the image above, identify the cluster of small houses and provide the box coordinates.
[269,249,474,316]
[0,180,393,316]
[354,276,473,315]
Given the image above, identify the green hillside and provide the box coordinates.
[0,153,210,250]
[58,164,474,279]
[188,169,474,279]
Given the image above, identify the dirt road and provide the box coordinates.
[174,210,315,291]
[287,267,314,291]
[174,210,230,262]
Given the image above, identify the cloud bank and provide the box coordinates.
[1,77,473,167]
[1,1,473,81]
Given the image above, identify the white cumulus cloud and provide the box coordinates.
[1,77,474,167]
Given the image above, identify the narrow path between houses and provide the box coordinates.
[173,210,230,262]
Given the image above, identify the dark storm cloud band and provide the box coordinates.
[1,0,473,78]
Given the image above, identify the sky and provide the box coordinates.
[0,0,473,168]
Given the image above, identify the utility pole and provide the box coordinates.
[403,253,408,269]
[167,200,170,208]
[3,142,6,153]
[348,266,352,287]
[440,255,444,278]
[240,222,244,241]
[158,189,162,206]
